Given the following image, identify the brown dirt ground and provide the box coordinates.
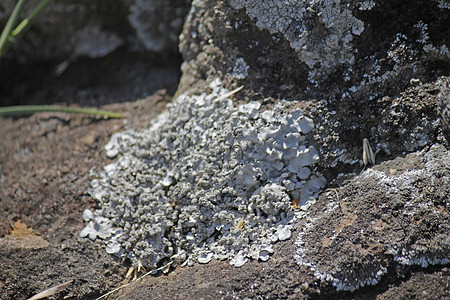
[0,91,169,299]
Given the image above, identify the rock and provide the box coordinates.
[177,1,449,174]
[1,88,447,299]
[0,0,190,61]
[128,0,191,52]
[437,77,450,144]
[179,0,450,103]
[1,0,449,299]
[295,144,450,292]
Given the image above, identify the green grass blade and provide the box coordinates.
[11,0,53,37]
[0,105,124,118]
[0,0,29,56]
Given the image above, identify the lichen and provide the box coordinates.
[230,57,250,79]
[435,0,450,9]
[230,0,365,77]
[295,144,450,292]
[359,0,375,10]
[82,79,326,270]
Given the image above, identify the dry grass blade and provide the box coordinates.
[95,261,173,300]
[213,85,244,102]
[363,138,376,166]
[27,280,72,300]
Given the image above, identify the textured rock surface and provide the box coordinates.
[0,0,189,107]
[177,0,450,179]
[80,75,448,298]
[438,77,450,143]
[0,0,190,61]
[179,0,450,101]
[1,0,449,299]
[309,76,446,180]
[1,86,449,299]
[295,144,450,291]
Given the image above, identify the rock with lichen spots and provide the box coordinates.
[178,0,450,104]
[295,144,450,292]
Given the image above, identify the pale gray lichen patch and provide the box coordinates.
[295,144,450,292]
[359,0,375,10]
[435,0,450,9]
[336,8,450,104]
[230,57,250,79]
[82,79,325,270]
[230,0,365,77]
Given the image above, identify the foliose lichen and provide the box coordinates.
[435,0,450,9]
[230,57,250,79]
[81,79,326,270]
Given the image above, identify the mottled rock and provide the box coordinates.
[179,0,450,103]
[0,0,190,61]
[295,144,450,291]
[437,77,450,144]
[177,0,450,180]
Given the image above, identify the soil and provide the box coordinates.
[0,56,448,299]
[0,53,175,299]
[0,83,170,299]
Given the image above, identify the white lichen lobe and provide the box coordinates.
[82,79,325,270]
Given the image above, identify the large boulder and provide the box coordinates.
[179,0,450,100]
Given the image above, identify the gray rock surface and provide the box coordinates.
[179,0,450,103]
[179,0,449,178]
[0,0,190,61]
[1,0,449,299]
[295,144,450,292]
[81,0,449,297]
[438,78,450,143]
[177,0,450,179]
[113,141,450,299]
[1,90,448,299]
